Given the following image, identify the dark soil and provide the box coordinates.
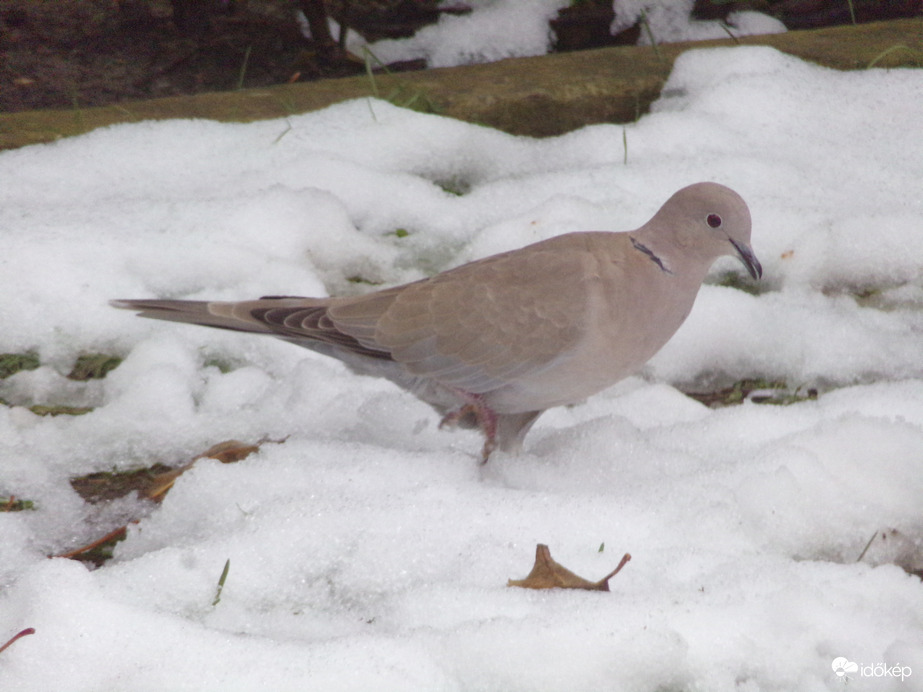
[0,0,363,113]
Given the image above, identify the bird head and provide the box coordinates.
[643,181,762,280]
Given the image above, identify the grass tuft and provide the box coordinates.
[363,46,438,113]
[213,559,231,606]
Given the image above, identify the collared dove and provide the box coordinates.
[114,182,760,461]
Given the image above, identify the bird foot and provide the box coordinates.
[439,404,476,430]
[439,393,499,464]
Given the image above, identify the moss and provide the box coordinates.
[28,404,94,417]
[0,352,40,379]
[346,275,384,285]
[684,378,817,408]
[714,270,761,295]
[67,353,122,381]
[434,178,469,196]
[204,357,236,374]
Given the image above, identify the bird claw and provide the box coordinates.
[479,437,497,465]
[439,404,475,430]
[440,393,499,463]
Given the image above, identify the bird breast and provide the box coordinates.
[484,251,699,413]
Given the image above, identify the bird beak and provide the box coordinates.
[730,239,762,280]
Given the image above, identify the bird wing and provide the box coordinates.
[327,234,603,394]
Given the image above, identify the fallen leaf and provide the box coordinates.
[142,463,195,502]
[55,525,129,560]
[508,544,631,591]
[0,627,35,655]
[69,439,275,504]
[196,439,264,464]
[60,438,282,565]
[145,438,273,500]
[141,439,263,500]
[70,463,178,503]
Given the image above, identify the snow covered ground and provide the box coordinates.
[1,44,922,691]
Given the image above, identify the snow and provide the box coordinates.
[348,0,786,69]
[1,44,922,691]
[360,0,568,68]
[613,1,787,46]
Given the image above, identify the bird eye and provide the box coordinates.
[706,213,722,228]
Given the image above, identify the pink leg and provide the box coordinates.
[439,391,499,463]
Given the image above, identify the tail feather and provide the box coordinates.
[111,297,393,360]
[110,299,275,335]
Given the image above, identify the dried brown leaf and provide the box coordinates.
[142,464,194,502]
[60,438,280,565]
[71,439,274,504]
[145,438,272,500]
[70,463,177,503]
[196,439,264,464]
[508,544,631,591]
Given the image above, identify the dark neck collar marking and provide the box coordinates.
[630,236,673,275]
